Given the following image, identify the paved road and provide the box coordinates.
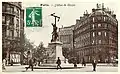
[2,64,118,72]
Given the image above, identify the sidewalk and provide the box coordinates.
[86,63,118,66]
[3,63,117,70]
[3,64,118,72]
[33,64,84,69]
[3,64,84,70]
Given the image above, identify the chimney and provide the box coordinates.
[92,8,95,12]
[80,17,83,20]
[76,19,80,24]
[84,10,89,16]
[107,11,111,14]
[61,25,63,28]
[102,3,104,9]
[112,14,116,18]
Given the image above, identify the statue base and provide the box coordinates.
[47,41,65,64]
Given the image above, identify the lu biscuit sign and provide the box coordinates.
[26,7,42,27]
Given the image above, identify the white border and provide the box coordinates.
[0,0,120,74]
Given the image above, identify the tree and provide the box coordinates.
[33,42,47,62]
[62,47,70,59]
[24,36,34,52]
[21,34,34,65]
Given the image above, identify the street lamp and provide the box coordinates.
[72,30,77,67]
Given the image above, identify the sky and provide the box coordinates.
[22,0,119,47]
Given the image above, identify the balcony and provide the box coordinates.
[3,11,20,17]
[7,2,22,8]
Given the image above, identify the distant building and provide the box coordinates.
[58,25,74,58]
[2,2,24,64]
[74,3,118,63]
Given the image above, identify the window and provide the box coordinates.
[9,30,12,37]
[2,4,6,12]
[17,9,19,16]
[105,32,107,36]
[6,30,9,36]
[104,24,107,28]
[93,24,94,29]
[104,17,106,21]
[10,7,14,13]
[14,30,17,37]
[2,15,5,24]
[98,32,101,35]
[17,30,19,37]
[93,17,95,22]
[6,5,10,12]
[99,40,101,44]
[6,16,10,21]
[96,40,98,44]
[6,16,14,25]
[92,40,94,44]
[6,16,11,26]
[98,24,101,27]
[16,19,19,28]
[60,35,70,43]
[10,17,14,25]
[97,16,102,21]
[93,32,95,37]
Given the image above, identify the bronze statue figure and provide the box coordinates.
[51,23,58,42]
[50,13,60,42]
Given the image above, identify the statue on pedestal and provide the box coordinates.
[50,13,60,42]
[51,23,58,42]
[48,13,65,64]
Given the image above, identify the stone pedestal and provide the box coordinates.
[47,41,65,64]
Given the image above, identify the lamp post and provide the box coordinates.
[72,30,77,67]
[6,42,11,65]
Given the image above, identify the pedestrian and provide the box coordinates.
[2,58,6,70]
[92,59,97,71]
[82,60,85,66]
[11,59,13,66]
[56,57,62,70]
[82,58,86,66]
[83,61,86,66]
[25,58,34,71]
[74,58,77,68]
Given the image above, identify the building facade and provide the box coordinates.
[58,25,74,58]
[74,4,118,63]
[2,2,24,64]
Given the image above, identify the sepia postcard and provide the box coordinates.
[1,0,119,73]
